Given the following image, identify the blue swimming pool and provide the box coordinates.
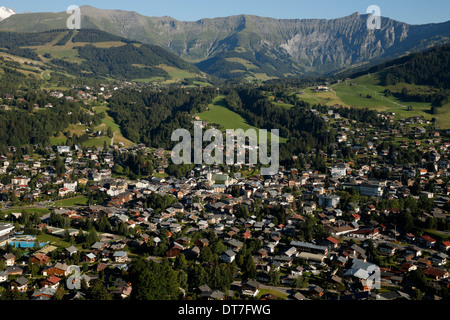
[6,241,48,248]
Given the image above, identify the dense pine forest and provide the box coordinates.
[383,45,450,89]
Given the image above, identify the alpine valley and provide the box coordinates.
[0,4,450,305]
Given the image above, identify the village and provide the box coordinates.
[0,83,450,301]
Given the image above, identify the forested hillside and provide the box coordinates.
[108,87,217,149]
[383,45,450,89]
[0,29,201,81]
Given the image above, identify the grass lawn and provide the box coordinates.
[255,288,288,300]
[36,233,70,247]
[2,207,50,215]
[54,195,89,207]
[49,132,68,145]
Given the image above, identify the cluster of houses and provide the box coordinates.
[0,97,449,300]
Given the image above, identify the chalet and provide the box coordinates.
[96,263,108,273]
[84,253,97,263]
[2,253,15,266]
[11,276,28,292]
[199,289,225,300]
[241,279,260,297]
[5,266,23,275]
[324,236,340,249]
[331,254,348,267]
[242,230,252,239]
[227,239,244,252]
[65,245,78,257]
[42,263,70,277]
[11,176,31,186]
[220,250,237,263]
[378,242,398,256]
[31,253,50,265]
[166,245,182,258]
[91,242,107,251]
[31,287,57,300]
[293,292,306,300]
[344,259,379,291]
[419,235,437,248]
[273,255,293,267]
[191,239,207,250]
[113,251,128,263]
[376,290,411,300]
[40,276,62,289]
[308,284,324,297]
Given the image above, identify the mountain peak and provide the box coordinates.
[0,6,16,21]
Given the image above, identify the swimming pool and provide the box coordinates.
[4,241,48,248]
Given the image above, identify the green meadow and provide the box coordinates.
[197,96,287,143]
[294,71,450,129]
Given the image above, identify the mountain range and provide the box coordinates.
[0,5,449,79]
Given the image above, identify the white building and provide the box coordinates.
[63,181,78,192]
[330,164,347,177]
[11,176,31,186]
[57,146,70,154]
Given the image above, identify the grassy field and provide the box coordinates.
[36,233,70,248]
[255,288,288,300]
[133,64,201,84]
[198,95,287,143]
[272,101,294,109]
[198,95,258,132]
[97,105,135,148]
[297,88,348,107]
[54,195,89,207]
[294,72,450,128]
[334,73,450,127]
[2,207,50,215]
